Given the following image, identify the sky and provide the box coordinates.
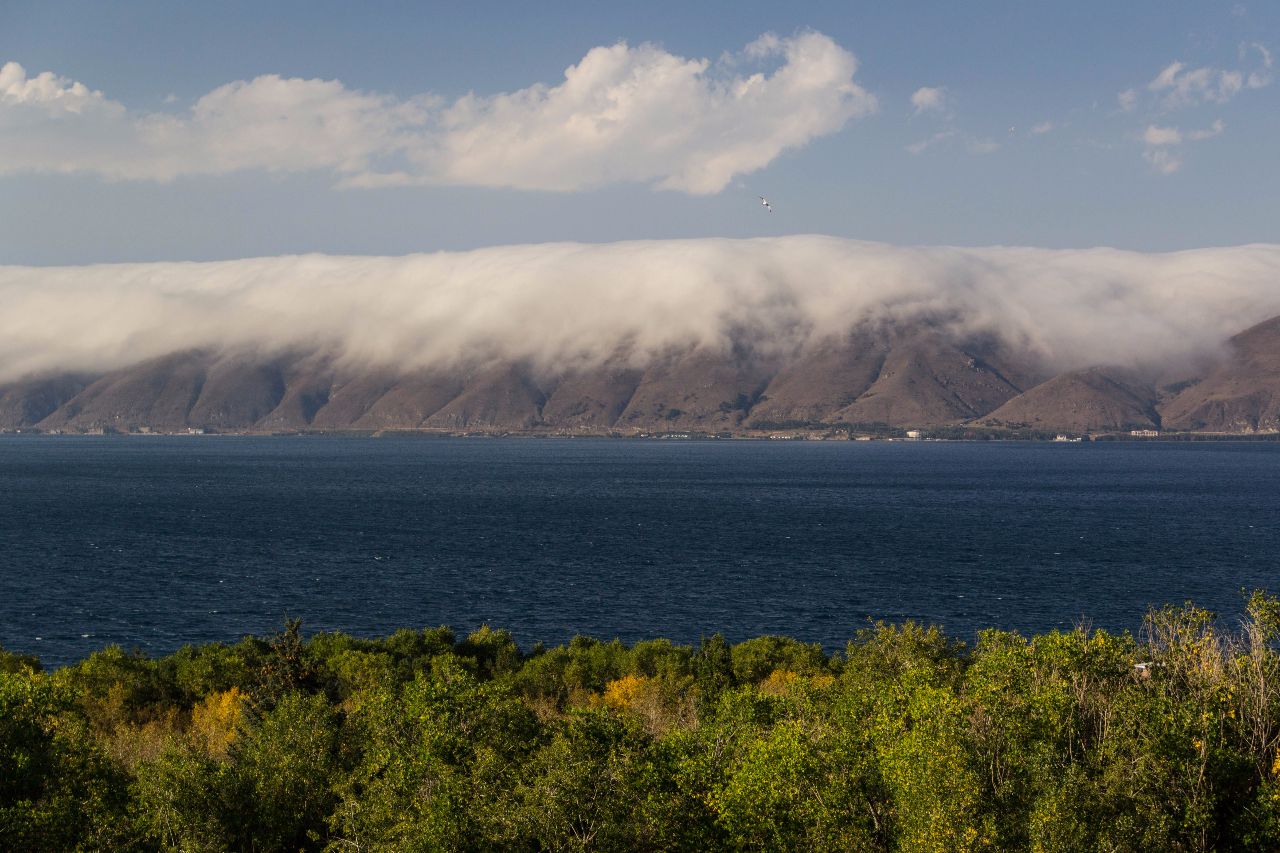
[1,0,1278,264]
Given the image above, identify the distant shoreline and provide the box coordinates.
[4,428,1280,442]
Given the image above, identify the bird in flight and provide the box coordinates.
[758,196,773,213]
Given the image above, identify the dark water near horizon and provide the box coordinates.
[1,436,1277,668]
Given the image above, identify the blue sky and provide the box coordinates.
[1,0,1276,263]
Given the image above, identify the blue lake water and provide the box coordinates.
[1,436,1276,667]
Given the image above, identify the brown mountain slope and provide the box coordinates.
[37,351,210,432]
[186,356,287,430]
[1160,316,1280,432]
[828,331,1034,427]
[745,333,888,426]
[352,371,466,429]
[0,373,94,429]
[615,347,776,432]
[255,362,336,431]
[308,371,400,429]
[980,368,1160,432]
[540,364,644,430]
[422,363,547,430]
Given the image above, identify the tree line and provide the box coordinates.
[3,594,1280,851]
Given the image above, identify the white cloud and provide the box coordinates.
[1141,120,1224,174]
[1143,147,1182,174]
[905,129,996,156]
[1143,124,1182,146]
[0,61,116,114]
[3,238,1280,384]
[1246,43,1273,89]
[1187,118,1224,140]
[1144,55,1263,109]
[1120,46,1267,173]
[742,33,782,60]
[0,32,877,194]
[910,86,946,115]
[1148,61,1184,92]
[1149,61,1242,109]
[0,60,433,181]
[1029,121,1055,135]
[1120,46,1270,116]
[905,129,955,154]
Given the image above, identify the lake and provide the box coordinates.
[1,436,1276,667]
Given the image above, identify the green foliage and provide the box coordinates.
[55,645,177,734]
[0,669,133,851]
[512,635,637,707]
[160,639,262,704]
[715,719,882,850]
[329,654,540,851]
[513,708,657,851]
[693,633,734,715]
[455,625,522,679]
[133,690,342,851]
[242,692,342,849]
[730,634,830,683]
[5,595,1280,850]
[254,618,318,705]
[0,645,42,674]
[133,742,243,851]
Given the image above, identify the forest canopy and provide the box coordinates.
[3,595,1280,851]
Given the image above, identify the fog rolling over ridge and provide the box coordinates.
[4,237,1280,386]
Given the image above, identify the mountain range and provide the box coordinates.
[4,314,1280,437]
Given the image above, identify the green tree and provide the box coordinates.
[133,742,244,852]
[715,717,884,851]
[0,669,133,851]
[240,691,342,850]
[329,655,539,851]
[513,708,657,852]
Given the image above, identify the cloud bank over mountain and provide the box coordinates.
[3,237,1279,385]
[0,31,874,194]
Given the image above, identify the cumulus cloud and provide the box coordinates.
[0,61,426,181]
[0,32,876,194]
[2,237,1279,384]
[910,86,946,115]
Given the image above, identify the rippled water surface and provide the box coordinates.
[2,436,1276,667]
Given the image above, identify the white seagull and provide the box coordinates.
[758,196,773,213]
